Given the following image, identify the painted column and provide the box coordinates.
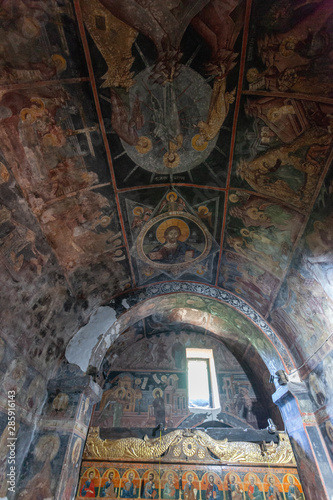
[15,365,102,500]
[273,381,333,500]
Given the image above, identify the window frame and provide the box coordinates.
[186,348,220,411]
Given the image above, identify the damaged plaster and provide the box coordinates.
[65,306,117,372]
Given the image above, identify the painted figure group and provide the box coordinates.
[78,469,303,499]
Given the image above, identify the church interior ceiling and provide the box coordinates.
[1,2,333,499]
[0,0,333,381]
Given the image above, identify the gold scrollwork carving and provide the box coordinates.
[182,437,197,457]
[83,428,296,466]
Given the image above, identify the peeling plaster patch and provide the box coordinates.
[65,306,117,372]
[104,324,120,349]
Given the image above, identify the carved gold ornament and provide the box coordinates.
[182,437,197,457]
[83,428,296,466]
[173,446,182,457]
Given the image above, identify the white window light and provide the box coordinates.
[186,348,220,410]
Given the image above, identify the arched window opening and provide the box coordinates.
[186,348,220,410]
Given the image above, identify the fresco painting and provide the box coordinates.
[306,426,333,498]
[0,336,48,411]
[107,322,241,372]
[243,473,264,500]
[125,190,220,283]
[224,472,244,500]
[182,471,200,500]
[57,435,85,500]
[0,83,131,299]
[219,251,280,316]
[97,326,272,430]
[16,432,65,500]
[300,165,333,303]
[245,0,333,96]
[77,463,303,500]
[141,469,160,499]
[0,0,333,499]
[94,370,188,429]
[262,474,283,500]
[270,165,333,363]
[103,291,289,379]
[288,427,326,500]
[201,472,223,500]
[79,468,101,498]
[233,118,332,210]
[0,1,87,84]
[82,0,244,189]
[228,92,333,336]
[100,468,121,499]
[161,470,179,500]
[282,474,304,500]
[120,469,141,499]
[320,419,333,462]
[270,268,333,363]
[225,192,304,278]
[0,0,331,366]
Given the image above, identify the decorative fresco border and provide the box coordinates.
[119,282,295,372]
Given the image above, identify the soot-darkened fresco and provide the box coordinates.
[1,1,333,499]
[1,0,333,371]
[1,0,333,379]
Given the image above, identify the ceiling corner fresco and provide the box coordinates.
[0,0,333,373]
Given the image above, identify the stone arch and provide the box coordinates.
[62,285,327,499]
[66,284,295,377]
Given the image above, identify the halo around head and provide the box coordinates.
[87,468,96,478]
[51,54,67,72]
[72,437,82,464]
[186,472,195,481]
[192,134,208,151]
[153,388,163,398]
[156,218,190,243]
[125,469,136,479]
[133,206,144,216]
[136,136,152,154]
[166,192,178,202]
[163,151,180,168]
[198,206,209,215]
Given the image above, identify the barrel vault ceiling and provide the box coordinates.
[0,0,333,375]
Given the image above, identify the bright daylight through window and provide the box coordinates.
[186,348,220,410]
